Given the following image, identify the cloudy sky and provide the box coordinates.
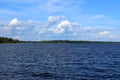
[0,0,120,41]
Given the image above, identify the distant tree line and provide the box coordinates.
[0,37,20,43]
[0,36,119,44]
[38,40,119,43]
[38,40,112,43]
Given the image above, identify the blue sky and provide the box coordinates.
[0,0,120,41]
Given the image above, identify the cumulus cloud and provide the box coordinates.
[9,18,18,25]
[57,20,79,29]
[3,18,41,31]
[47,16,65,26]
[0,16,120,41]
[1,18,42,40]
[2,18,18,31]
[35,19,79,35]
[53,20,79,34]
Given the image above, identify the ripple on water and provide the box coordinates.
[0,43,120,80]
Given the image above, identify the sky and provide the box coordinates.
[0,0,120,41]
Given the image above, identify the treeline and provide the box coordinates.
[39,40,83,43]
[38,40,115,43]
[0,37,20,43]
[0,36,119,44]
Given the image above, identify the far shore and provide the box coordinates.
[0,37,120,44]
[1,40,120,44]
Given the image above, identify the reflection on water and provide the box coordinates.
[0,43,120,80]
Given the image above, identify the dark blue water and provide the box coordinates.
[0,43,120,80]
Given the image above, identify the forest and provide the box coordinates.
[0,37,20,43]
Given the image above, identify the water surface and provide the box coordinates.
[0,43,120,80]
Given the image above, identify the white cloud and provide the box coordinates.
[53,28,65,34]
[47,16,65,26]
[35,17,79,34]
[57,20,78,29]
[53,20,79,34]
[0,16,120,41]
[34,16,65,34]
[3,18,41,31]
[2,18,19,31]
[9,18,18,25]
[99,31,110,36]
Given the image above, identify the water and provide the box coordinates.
[0,43,120,80]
